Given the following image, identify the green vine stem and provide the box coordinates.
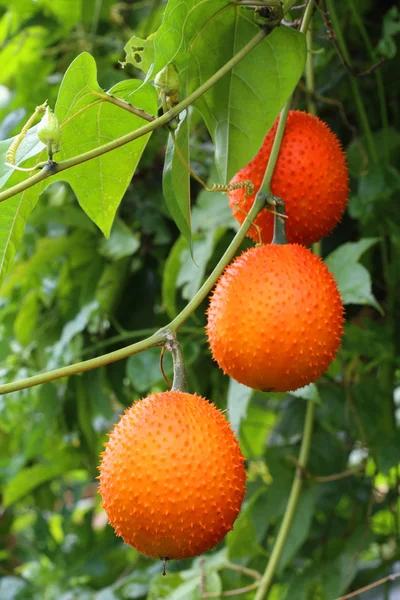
[325,0,378,165]
[0,189,267,396]
[305,21,321,256]
[346,0,388,156]
[0,28,268,205]
[254,401,316,600]
[259,101,291,197]
[305,26,316,116]
[254,2,316,598]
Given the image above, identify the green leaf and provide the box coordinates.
[96,259,131,315]
[346,128,400,175]
[126,347,173,393]
[99,218,140,261]
[227,487,268,561]
[0,577,28,600]
[190,19,307,182]
[36,0,82,31]
[227,379,253,434]
[177,230,226,300]
[162,115,191,247]
[325,238,382,312]
[124,0,230,77]
[14,290,40,346]
[3,454,77,508]
[51,53,158,235]
[240,404,278,458]
[377,6,400,59]
[124,32,156,74]
[192,177,237,232]
[162,236,188,319]
[76,377,98,459]
[0,185,42,289]
[0,55,157,287]
[277,487,317,572]
[290,383,321,404]
[47,300,99,369]
[349,165,400,222]
[0,125,44,190]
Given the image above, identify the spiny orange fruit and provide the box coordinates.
[207,244,344,392]
[229,110,349,246]
[98,390,246,560]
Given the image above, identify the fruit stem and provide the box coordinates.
[253,400,315,600]
[165,332,188,392]
[271,197,287,245]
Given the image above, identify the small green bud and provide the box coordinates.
[37,106,62,146]
[154,64,180,95]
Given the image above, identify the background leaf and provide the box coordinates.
[325,238,381,311]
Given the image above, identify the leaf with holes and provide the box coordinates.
[124,0,231,77]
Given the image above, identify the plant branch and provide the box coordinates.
[201,562,262,598]
[336,572,400,600]
[0,27,267,204]
[0,331,166,395]
[203,582,260,598]
[91,91,156,122]
[254,400,316,600]
[222,563,262,581]
[346,0,388,153]
[286,455,365,482]
[322,0,378,165]
[318,1,385,79]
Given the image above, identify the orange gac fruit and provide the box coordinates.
[98,391,246,560]
[228,110,349,246]
[206,244,344,392]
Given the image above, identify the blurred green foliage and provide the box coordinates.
[0,0,399,599]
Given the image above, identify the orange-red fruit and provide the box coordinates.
[229,110,349,246]
[207,244,344,392]
[98,391,246,560]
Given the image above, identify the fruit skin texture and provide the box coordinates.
[207,244,344,392]
[228,110,349,246]
[98,391,246,560]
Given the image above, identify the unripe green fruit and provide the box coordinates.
[154,63,180,95]
[37,106,62,146]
